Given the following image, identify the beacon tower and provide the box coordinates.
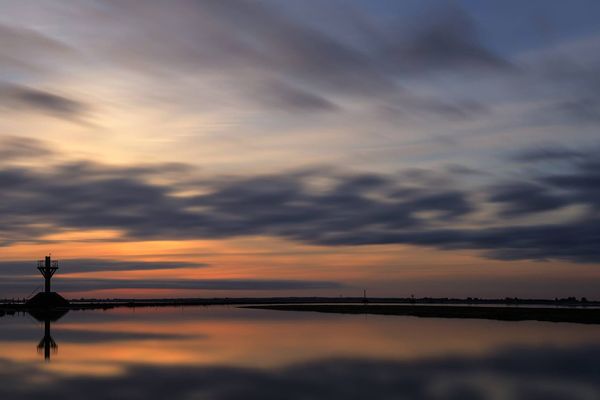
[26,255,70,308]
[38,256,58,293]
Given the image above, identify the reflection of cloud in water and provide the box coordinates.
[1,308,599,398]
[0,345,598,399]
[4,307,600,371]
[50,329,190,343]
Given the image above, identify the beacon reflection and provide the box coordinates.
[29,309,68,361]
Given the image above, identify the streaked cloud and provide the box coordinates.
[0,259,208,275]
[1,139,599,263]
[0,22,73,75]
[0,345,597,399]
[0,83,88,119]
[0,136,54,160]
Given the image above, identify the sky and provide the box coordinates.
[1,0,600,299]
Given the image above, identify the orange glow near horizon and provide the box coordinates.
[0,230,600,298]
[3,233,600,298]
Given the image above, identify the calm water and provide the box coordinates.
[1,306,599,399]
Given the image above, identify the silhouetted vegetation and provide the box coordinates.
[245,304,600,325]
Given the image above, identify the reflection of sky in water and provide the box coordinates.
[1,306,599,399]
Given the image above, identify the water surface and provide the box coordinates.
[1,306,599,399]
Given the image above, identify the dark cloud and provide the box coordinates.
[0,83,88,119]
[0,259,208,276]
[511,146,586,162]
[488,182,569,216]
[318,221,600,263]
[0,345,598,399]
[0,136,54,160]
[382,6,512,74]
[1,139,600,263]
[0,158,473,245]
[543,160,600,196]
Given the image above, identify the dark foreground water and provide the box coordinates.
[1,306,599,399]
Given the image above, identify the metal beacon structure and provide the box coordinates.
[26,255,70,308]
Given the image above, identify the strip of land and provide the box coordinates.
[244,304,600,325]
[1,297,598,324]
[1,296,596,309]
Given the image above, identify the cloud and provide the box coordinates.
[0,345,598,399]
[382,6,512,74]
[0,83,88,119]
[83,0,389,97]
[488,182,569,216]
[557,97,600,121]
[0,136,54,160]
[0,254,341,295]
[0,158,473,244]
[1,138,600,263]
[2,0,598,133]
[49,1,506,116]
[0,23,73,75]
[1,1,600,276]
[0,277,343,293]
[252,81,340,113]
[0,259,208,276]
[522,35,600,124]
[62,278,342,291]
[510,146,586,162]
[324,221,600,263]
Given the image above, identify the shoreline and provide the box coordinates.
[243,304,600,325]
[1,296,597,308]
[1,297,599,322]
